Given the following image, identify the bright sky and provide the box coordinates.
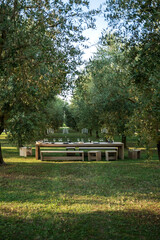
[82,0,107,61]
[61,0,107,102]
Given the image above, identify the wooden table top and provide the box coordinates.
[35,142,124,147]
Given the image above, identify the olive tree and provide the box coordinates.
[103,0,160,158]
[0,0,97,164]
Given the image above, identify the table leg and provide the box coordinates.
[35,146,40,160]
[118,145,124,160]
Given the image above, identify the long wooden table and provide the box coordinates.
[35,142,124,160]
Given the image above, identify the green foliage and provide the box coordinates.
[65,103,78,130]
[71,35,136,141]
[104,0,159,43]
[6,103,47,147]
[45,96,65,130]
[102,1,160,155]
[0,0,98,151]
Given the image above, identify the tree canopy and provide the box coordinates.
[102,0,160,157]
[70,35,136,144]
[0,0,97,164]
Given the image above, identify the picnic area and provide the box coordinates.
[0,0,160,239]
[0,131,160,240]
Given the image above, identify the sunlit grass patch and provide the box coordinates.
[0,134,160,240]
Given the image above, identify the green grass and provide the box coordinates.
[0,135,160,240]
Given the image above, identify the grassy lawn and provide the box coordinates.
[0,135,160,240]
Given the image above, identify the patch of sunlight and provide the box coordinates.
[129,147,157,150]
[0,133,7,139]
[4,158,38,163]
[2,147,17,149]
[2,146,35,149]
[1,194,159,217]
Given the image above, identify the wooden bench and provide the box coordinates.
[79,147,118,150]
[66,147,76,150]
[88,151,101,161]
[79,147,118,158]
[66,147,76,156]
[40,151,84,161]
[128,149,141,159]
[105,150,118,161]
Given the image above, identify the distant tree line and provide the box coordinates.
[65,0,160,159]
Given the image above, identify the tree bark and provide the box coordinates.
[0,143,5,165]
[18,134,23,148]
[122,134,127,149]
[157,141,160,161]
[0,115,5,165]
[96,130,99,139]
[0,115,5,134]
[89,129,92,136]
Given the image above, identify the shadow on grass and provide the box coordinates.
[0,209,159,240]
[0,161,160,203]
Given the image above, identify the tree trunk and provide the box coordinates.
[89,129,92,136]
[18,134,23,148]
[0,115,5,165]
[0,143,5,165]
[157,141,160,160]
[96,130,99,139]
[122,134,127,149]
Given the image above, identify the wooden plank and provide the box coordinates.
[41,151,83,154]
[36,145,40,160]
[79,147,118,150]
[88,151,101,161]
[41,150,84,161]
[66,147,76,156]
[43,156,83,161]
[36,142,123,147]
[66,147,75,150]
[105,150,117,153]
[128,150,141,159]
[105,151,118,161]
